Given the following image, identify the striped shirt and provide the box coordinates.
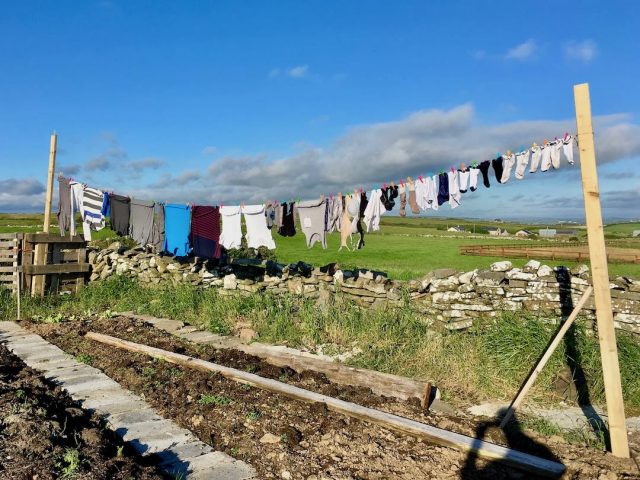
[82,186,106,230]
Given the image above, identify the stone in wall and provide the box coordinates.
[86,243,640,335]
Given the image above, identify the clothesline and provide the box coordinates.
[55,132,576,258]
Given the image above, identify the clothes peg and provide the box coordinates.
[359,188,364,194]
[496,152,501,158]
[418,175,423,182]
[460,163,466,171]
[506,149,511,156]
[564,132,569,140]
[519,145,524,152]
[399,179,404,186]
[338,191,342,198]
[319,194,324,201]
[390,181,395,187]
[532,141,538,149]
[406,176,412,183]
[383,182,387,189]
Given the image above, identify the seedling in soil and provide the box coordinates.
[198,394,232,406]
[116,445,124,458]
[246,410,261,422]
[141,366,156,377]
[75,354,93,365]
[57,448,82,479]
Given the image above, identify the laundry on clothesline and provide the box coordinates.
[53,132,577,257]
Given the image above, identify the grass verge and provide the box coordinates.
[1,277,639,414]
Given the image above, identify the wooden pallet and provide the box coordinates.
[0,233,21,294]
[22,233,88,296]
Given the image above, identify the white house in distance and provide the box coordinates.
[633,230,640,237]
[487,227,509,236]
[539,228,557,237]
[515,229,533,237]
[447,226,465,232]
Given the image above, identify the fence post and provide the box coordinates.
[574,83,629,457]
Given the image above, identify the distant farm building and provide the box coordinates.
[447,226,465,232]
[633,230,640,237]
[539,228,557,237]
[515,230,533,237]
[487,227,509,236]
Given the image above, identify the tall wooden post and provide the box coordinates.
[573,83,629,458]
[31,132,57,296]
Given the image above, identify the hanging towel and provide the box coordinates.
[190,205,222,259]
[562,135,575,165]
[514,150,530,180]
[297,199,328,248]
[151,203,165,252]
[82,186,106,234]
[448,170,461,209]
[243,204,276,249]
[130,199,156,247]
[500,153,516,183]
[108,193,131,237]
[163,203,191,256]
[437,172,449,206]
[363,189,384,232]
[220,206,242,250]
[57,177,72,236]
[69,181,86,238]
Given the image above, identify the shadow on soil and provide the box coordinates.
[460,409,564,479]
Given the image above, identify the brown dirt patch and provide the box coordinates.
[27,316,640,479]
[0,341,165,480]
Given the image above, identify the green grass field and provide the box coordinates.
[2,213,639,279]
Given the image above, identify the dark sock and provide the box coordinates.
[437,172,449,206]
[478,160,491,188]
[492,156,504,184]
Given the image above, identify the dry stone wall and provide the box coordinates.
[88,244,640,335]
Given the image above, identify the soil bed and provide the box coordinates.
[0,341,165,480]
[27,316,640,480]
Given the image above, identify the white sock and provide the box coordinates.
[514,149,530,179]
[469,168,480,191]
[529,145,542,173]
[448,170,461,209]
[500,153,516,183]
[550,140,562,169]
[458,169,470,193]
[540,144,552,172]
[562,135,575,164]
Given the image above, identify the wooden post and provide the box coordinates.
[31,132,57,296]
[574,83,629,457]
[500,287,593,428]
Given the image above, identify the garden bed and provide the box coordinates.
[25,316,640,479]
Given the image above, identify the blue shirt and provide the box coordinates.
[163,204,191,257]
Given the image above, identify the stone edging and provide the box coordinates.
[0,321,256,480]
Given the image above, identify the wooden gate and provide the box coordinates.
[22,233,90,295]
[0,233,22,294]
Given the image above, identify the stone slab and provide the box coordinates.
[0,321,256,479]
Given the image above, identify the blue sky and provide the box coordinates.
[1,0,639,221]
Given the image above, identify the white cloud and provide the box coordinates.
[564,40,597,63]
[138,104,640,207]
[126,157,164,172]
[505,39,537,61]
[0,178,46,212]
[287,65,309,78]
[202,146,218,156]
[268,68,280,79]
